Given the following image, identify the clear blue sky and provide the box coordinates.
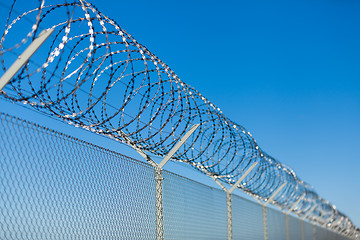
[0,0,359,227]
[92,0,360,226]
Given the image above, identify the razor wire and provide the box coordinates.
[0,0,358,237]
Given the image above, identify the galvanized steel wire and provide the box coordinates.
[0,112,157,239]
[0,112,352,240]
[0,0,358,237]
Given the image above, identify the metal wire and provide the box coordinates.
[0,112,157,239]
[232,194,264,240]
[267,208,286,240]
[162,170,227,239]
[0,112,356,240]
[0,0,358,237]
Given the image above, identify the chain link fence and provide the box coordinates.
[0,113,156,239]
[0,112,354,239]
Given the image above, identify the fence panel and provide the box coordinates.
[288,215,302,240]
[162,171,227,240]
[232,195,264,240]
[330,230,350,240]
[267,208,286,240]
[304,221,314,240]
[0,114,156,239]
[327,230,337,240]
[316,225,325,240]
[0,113,356,240]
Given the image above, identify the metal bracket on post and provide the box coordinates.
[322,216,333,228]
[119,124,199,240]
[262,182,286,240]
[263,183,286,207]
[207,162,258,240]
[117,131,158,168]
[287,194,305,215]
[158,124,199,169]
[303,204,318,220]
[0,28,54,91]
[228,162,258,194]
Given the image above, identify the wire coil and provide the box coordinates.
[0,0,358,236]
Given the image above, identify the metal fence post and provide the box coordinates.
[262,183,286,240]
[303,204,318,220]
[227,191,232,240]
[208,162,258,240]
[313,224,316,240]
[119,124,200,240]
[263,205,268,240]
[155,166,164,240]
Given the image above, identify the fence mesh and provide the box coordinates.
[267,208,286,240]
[232,194,264,240]
[162,171,227,240]
[289,215,302,240]
[0,112,355,240]
[0,113,156,239]
[304,221,314,240]
[319,226,326,239]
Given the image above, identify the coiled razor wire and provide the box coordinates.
[0,0,358,237]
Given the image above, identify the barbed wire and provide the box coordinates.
[0,0,358,237]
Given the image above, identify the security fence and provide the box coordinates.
[0,112,354,240]
[1,0,359,238]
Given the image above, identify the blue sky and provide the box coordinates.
[0,0,359,227]
[94,0,360,225]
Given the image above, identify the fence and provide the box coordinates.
[0,112,353,239]
[1,1,359,237]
